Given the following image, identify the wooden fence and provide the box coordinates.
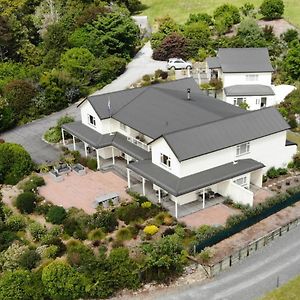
[203,217,300,277]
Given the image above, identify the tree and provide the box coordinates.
[0,269,44,300]
[183,21,211,58]
[16,192,37,214]
[240,2,256,17]
[282,29,299,43]
[89,210,118,233]
[3,79,37,115]
[60,47,97,84]
[260,0,284,20]
[283,42,300,80]
[42,261,87,300]
[152,33,188,61]
[214,4,241,24]
[43,22,69,53]
[0,143,33,184]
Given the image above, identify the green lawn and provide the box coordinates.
[261,274,300,299]
[140,0,300,28]
[287,131,300,151]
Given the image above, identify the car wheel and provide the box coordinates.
[186,66,192,70]
[171,66,176,70]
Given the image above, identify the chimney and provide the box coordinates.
[187,88,191,100]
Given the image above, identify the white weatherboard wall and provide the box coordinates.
[222,72,272,87]
[179,131,296,177]
[227,181,254,206]
[151,138,181,177]
[81,101,104,133]
[224,95,276,110]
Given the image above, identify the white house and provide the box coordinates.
[62,78,297,217]
[206,48,279,110]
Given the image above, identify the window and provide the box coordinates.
[120,122,127,132]
[233,97,245,106]
[160,153,171,168]
[261,97,267,108]
[234,176,247,187]
[256,98,260,105]
[88,114,96,126]
[236,142,250,156]
[246,74,259,81]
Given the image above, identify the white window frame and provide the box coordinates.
[236,142,250,156]
[88,114,96,126]
[233,97,245,106]
[160,153,171,168]
[245,74,259,81]
[234,176,248,187]
[120,122,127,132]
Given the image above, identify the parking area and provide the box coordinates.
[38,169,130,213]
[179,203,239,228]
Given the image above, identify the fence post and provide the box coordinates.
[247,245,249,256]
[238,249,241,260]
[229,255,232,266]
[287,223,290,232]
[279,227,282,236]
[255,240,258,250]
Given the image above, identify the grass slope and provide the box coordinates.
[261,274,300,299]
[140,0,300,28]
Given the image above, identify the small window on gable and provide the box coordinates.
[160,153,171,168]
[236,142,250,156]
[88,114,96,126]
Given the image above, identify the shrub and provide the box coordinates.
[18,249,40,270]
[0,143,33,185]
[142,74,151,81]
[198,247,214,264]
[19,175,45,192]
[46,206,67,224]
[86,158,97,171]
[260,0,284,19]
[116,227,133,241]
[28,222,47,241]
[44,127,62,143]
[141,201,152,209]
[41,237,66,256]
[267,167,279,179]
[88,228,105,241]
[161,227,175,237]
[143,225,159,236]
[89,211,118,233]
[5,215,26,231]
[16,192,36,214]
[214,4,241,24]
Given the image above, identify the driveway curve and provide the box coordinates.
[0,42,166,163]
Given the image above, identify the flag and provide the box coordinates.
[108,98,111,117]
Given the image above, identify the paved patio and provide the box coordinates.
[179,204,239,228]
[38,169,130,213]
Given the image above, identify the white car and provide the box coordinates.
[167,58,192,70]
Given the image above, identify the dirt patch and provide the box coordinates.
[179,204,240,228]
[210,200,300,264]
[257,19,296,37]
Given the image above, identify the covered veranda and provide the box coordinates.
[61,122,151,170]
[127,159,265,218]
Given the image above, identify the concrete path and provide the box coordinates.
[93,41,166,95]
[140,224,300,300]
[0,42,165,163]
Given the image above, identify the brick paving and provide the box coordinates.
[38,169,130,213]
[179,204,239,228]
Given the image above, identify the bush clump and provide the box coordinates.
[46,206,67,224]
[86,158,97,171]
[19,175,45,192]
[143,225,159,236]
[260,0,284,20]
[116,227,133,241]
[89,211,118,233]
[88,228,105,241]
[16,192,36,214]
[5,214,26,231]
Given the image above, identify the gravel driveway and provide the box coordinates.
[0,42,166,163]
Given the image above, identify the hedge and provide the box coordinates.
[192,190,300,253]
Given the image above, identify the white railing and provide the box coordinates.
[127,136,151,152]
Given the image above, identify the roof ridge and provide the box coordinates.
[163,107,275,137]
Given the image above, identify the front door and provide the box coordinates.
[261,97,267,108]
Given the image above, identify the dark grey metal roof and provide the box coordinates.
[217,48,274,73]
[163,108,290,161]
[128,159,264,196]
[62,122,113,149]
[224,85,275,96]
[206,57,221,69]
[112,133,151,161]
[62,122,151,161]
[87,78,245,139]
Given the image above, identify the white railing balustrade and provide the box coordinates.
[127,136,151,152]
